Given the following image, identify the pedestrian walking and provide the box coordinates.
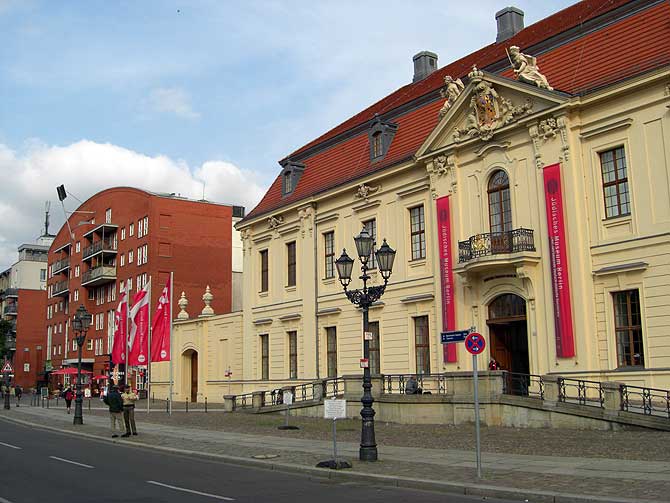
[121,385,138,437]
[14,385,22,407]
[63,387,74,414]
[103,385,124,438]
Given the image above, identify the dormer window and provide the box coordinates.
[280,159,305,197]
[368,115,398,162]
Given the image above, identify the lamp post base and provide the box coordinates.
[73,398,83,425]
[359,446,378,462]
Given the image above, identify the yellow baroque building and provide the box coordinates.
[151,1,670,402]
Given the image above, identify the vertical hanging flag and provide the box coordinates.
[543,163,575,358]
[437,195,458,363]
[111,290,127,364]
[150,278,171,362]
[128,282,151,365]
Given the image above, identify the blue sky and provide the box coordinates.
[0,0,574,269]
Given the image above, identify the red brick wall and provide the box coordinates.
[14,289,47,389]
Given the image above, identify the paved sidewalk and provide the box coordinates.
[2,405,669,503]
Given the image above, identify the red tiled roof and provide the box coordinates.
[246,0,670,221]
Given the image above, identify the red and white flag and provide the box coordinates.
[150,278,171,362]
[111,290,128,364]
[128,282,150,366]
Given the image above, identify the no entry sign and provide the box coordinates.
[465,332,486,355]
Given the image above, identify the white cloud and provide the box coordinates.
[0,140,266,269]
[146,87,200,119]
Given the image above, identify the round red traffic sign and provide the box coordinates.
[465,332,486,355]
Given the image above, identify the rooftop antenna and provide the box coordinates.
[202,180,206,201]
[43,201,51,236]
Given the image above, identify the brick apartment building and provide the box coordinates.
[46,186,243,389]
[1,239,53,389]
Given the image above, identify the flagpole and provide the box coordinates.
[168,272,173,416]
[124,282,130,386]
[147,276,152,414]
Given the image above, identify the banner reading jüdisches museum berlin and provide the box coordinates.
[543,163,575,358]
[437,195,457,363]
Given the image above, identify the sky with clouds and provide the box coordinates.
[0,0,574,270]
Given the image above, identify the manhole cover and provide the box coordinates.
[252,454,280,459]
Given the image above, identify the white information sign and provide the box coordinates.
[283,391,293,406]
[364,331,373,340]
[324,398,347,419]
[84,388,91,398]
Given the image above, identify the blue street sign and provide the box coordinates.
[440,330,470,344]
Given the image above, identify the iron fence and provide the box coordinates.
[558,377,603,408]
[381,373,448,395]
[233,393,254,410]
[502,372,544,399]
[621,384,670,419]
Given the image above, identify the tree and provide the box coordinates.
[0,319,13,359]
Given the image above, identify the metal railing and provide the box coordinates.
[0,288,18,298]
[458,228,535,263]
[621,384,670,419]
[52,280,69,296]
[502,372,544,399]
[81,266,116,285]
[83,239,117,260]
[52,257,70,273]
[3,304,18,315]
[233,393,254,410]
[382,373,448,395]
[558,377,604,408]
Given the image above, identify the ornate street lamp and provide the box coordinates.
[336,229,396,462]
[72,305,92,425]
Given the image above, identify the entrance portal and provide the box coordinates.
[487,294,529,375]
[183,349,198,402]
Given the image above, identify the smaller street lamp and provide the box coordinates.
[336,229,396,462]
[72,305,92,426]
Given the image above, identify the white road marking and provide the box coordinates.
[147,481,234,501]
[49,455,94,469]
[0,441,21,450]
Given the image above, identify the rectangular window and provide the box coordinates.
[128,250,134,263]
[368,321,381,375]
[121,227,126,240]
[324,232,335,279]
[127,277,133,291]
[40,268,46,281]
[88,288,94,300]
[260,250,269,292]
[363,219,377,269]
[600,147,630,218]
[129,223,134,237]
[105,208,112,224]
[410,206,426,260]
[414,316,431,374]
[73,289,79,302]
[137,247,142,265]
[75,265,80,277]
[326,327,337,378]
[120,254,125,267]
[260,334,269,380]
[288,331,297,379]
[143,244,148,264]
[137,219,143,238]
[87,339,93,351]
[76,241,81,253]
[143,216,149,236]
[286,242,296,287]
[613,290,644,367]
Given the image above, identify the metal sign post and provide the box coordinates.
[464,332,486,479]
[317,398,351,469]
[278,391,299,430]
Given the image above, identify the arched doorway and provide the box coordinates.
[183,349,198,402]
[487,294,529,374]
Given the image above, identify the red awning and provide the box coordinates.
[92,374,109,380]
[51,368,93,375]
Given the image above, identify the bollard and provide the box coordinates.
[88,398,91,411]
[56,397,59,407]
[185,400,188,413]
[166,398,169,413]
[205,397,208,413]
[46,397,49,409]
[152,392,155,404]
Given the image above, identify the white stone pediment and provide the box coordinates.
[417,71,568,160]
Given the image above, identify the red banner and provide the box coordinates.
[150,277,171,362]
[437,196,457,363]
[111,291,127,365]
[128,282,150,365]
[543,163,575,358]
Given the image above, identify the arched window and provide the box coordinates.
[488,170,512,234]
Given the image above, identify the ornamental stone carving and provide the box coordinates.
[438,76,465,118]
[426,153,457,198]
[453,80,533,142]
[354,183,380,202]
[200,285,214,317]
[508,46,553,90]
[297,205,314,238]
[528,115,569,169]
[240,228,252,255]
[267,215,283,235]
[177,291,189,320]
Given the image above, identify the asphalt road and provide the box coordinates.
[0,420,518,503]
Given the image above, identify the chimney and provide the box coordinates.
[495,6,524,42]
[412,51,438,82]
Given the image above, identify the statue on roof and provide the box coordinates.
[508,46,553,91]
[439,75,465,118]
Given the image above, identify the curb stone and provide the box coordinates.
[0,414,664,503]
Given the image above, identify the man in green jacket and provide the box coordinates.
[103,385,124,438]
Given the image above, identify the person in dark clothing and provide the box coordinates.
[405,376,422,395]
[14,385,22,406]
[103,385,124,438]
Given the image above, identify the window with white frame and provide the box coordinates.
[143,216,149,236]
[75,265,80,277]
[73,289,79,302]
[128,250,134,263]
[105,208,112,224]
[129,223,134,237]
[87,339,93,351]
[76,241,81,253]
[127,277,132,291]
[121,227,126,240]
[137,247,142,265]
[409,205,426,260]
[120,254,125,267]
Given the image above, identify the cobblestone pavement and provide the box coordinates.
[5,403,670,502]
